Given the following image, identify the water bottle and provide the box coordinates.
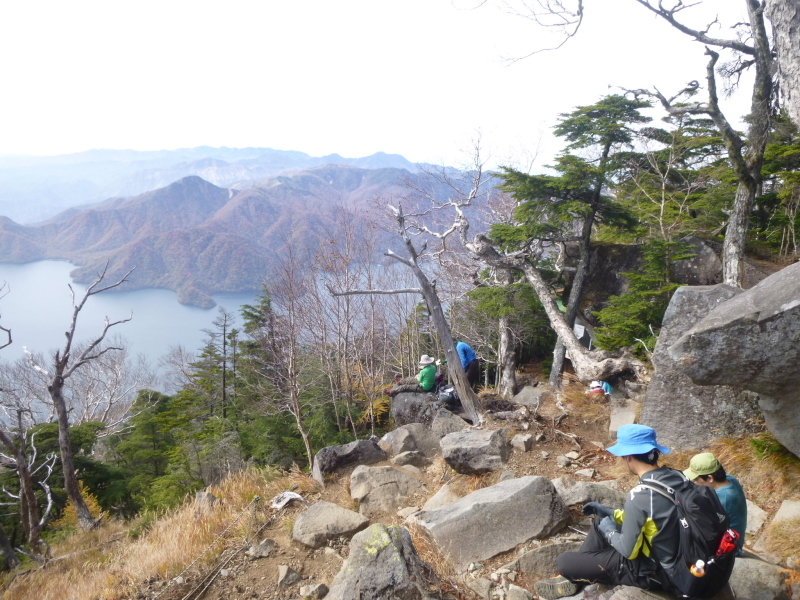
[689,559,706,577]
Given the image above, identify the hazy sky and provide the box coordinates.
[0,0,753,168]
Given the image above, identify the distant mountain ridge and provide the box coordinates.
[0,165,427,307]
[0,146,422,224]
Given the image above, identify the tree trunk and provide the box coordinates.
[0,430,43,554]
[767,0,800,129]
[497,313,517,398]
[722,180,757,286]
[50,380,95,530]
[0,523,19,569]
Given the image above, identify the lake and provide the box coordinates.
[0,261,258,370]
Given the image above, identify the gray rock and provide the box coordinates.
[326,525,429,600]
[747,499,768,535]
[430,408,469,438]
[411,476,568,572]
[350,465,424,517]
[565,452,581,460]
[499,469,516,481]
[552,478,626,508]
[513,385,552,413]
[556,455,572,468]
[292,501,370,548]
[440,429,510,474]
[391,451,430,467]
[772,499,800,523]
[299,583,329,599]
[668,262,800,456]
[512,434,533,452]
[311,439,387,486]
[507,584,533,600]
[606,586,676,599]
[575,468,596,479]
[397,506,419,519]
[277,565,300,587]
[640,284,763,451]
[391,391,436,426]
[245,537,275,558]
[729,557,791,600]
[379,423,440,458]
[422,482,460,511]
[502,541,582,577]
[609,397,640,436]
[467,577,492,600]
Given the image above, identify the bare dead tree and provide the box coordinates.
[0,282,11,351]
[25,264,133,530]
[767,0,800,128]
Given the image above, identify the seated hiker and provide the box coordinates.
[456,340,480,387]
[385,355,437,396]
[535,424,680,599]
[588,380,611,398]
[685,452,747,554]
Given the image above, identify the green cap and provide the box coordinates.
[683,452,721,480]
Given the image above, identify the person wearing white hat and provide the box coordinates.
[385,355,437,396]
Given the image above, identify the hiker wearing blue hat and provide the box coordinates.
[535,425,683,599]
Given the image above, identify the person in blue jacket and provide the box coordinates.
[456,340,479,387]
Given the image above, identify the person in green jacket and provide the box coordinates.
[385,355,437,396]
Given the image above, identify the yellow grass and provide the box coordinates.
[764,517,800,557]
[2,466,318,600]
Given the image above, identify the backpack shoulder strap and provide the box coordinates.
[638,482,676,503]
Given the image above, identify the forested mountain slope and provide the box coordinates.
[0,165,424,307]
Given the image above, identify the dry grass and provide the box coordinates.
[2,466,316,600]
[560,376,608,423]
[764,517,800,556]
[407,523,475,599]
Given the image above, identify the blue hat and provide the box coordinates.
[606,424,670,456]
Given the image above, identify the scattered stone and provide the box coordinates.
[350,465,424,517]
[440,429,510,475]
[575,469,596,479]
[391,450,430,467]
[400,464,421,475]
[292,501,370,548]
[590,441,605,449]
[551,477,626,509]
[507,584,533,600]
[467,578,492,600]
[499,470,516,482]
[431,408,470,438]
[245,538,276,558]
[541,451,550,459]
[380,424,440,457]
[728,557,790,600]
[323,547,343,559]
[511,433,533,452]
[173,576,184,585]
[746,499,768,535]
[502,541,582,577]
[397,506,419,519]
[277,565,300,587]
[299,583,329,599]
[219,569,231,578]
[422,483,461,511]
[411,476,568,572]
[326,524,430,600]
[565,451,581,460]
[512,386,552,411]
[535,433,546,443]
[468,563,484,571]
[556,455,572,468]
[311,439,388,486]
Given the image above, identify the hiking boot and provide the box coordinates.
[394,374,402,383]
[534,576,580,599]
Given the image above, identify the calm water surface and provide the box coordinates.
[0,261,258,370]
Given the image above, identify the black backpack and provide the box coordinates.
[640,475,737,599]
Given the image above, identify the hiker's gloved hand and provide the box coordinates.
[582,502,613,519]
[598,516,618,540]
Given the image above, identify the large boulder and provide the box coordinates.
[411,476,568,572]
[728,557,791,600]
[326,524,430,600]
[668,262,800,456]
[430,408,469,438]
[390,391,436,426]
[379,423,440,457]
[639,284,763,451]
[349,465,425,517]
[440,429,510,474]
[292,501,370,548]
[311,440,387,486]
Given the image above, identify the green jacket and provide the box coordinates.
[416,364,437,391]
